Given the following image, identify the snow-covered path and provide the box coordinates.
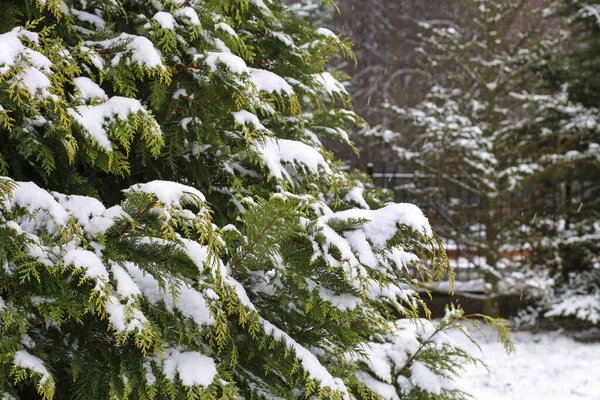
[454,328,600,399]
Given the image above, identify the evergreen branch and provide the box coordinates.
[73,324,138,350]
[232,210,283,278]
[0,280,18,290]
[117,200,158,240]
[96,48,115,56]
[177,94,226,110]
[393,313,480,378]
[174,62,202,71]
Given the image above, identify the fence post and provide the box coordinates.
[367,162,374,179]
[392,163,397,197]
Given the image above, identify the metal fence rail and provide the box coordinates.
[366,163,592,282]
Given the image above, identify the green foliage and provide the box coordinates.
[356,306,514,400]
[0,0,508,399]
[382,0,563,303]
[509,0,600,324]
[547,0,600,108]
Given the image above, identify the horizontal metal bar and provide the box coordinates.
[371,173,432,179]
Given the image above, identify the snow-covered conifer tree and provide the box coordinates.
[384,0,560,314]
[0,0,511,398]
[513,0,600,326]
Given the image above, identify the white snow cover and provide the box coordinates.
[581,4,600,26]
[251,137,332,181]
[174,7,201,26]
[7,181,69,227]
[249,68,294,95]
[162,349,218,387]
[3,180,123,238]
[125,263,215,327]
[172,88,191,99]
[0,28,55,100]
[215,22,237,37]
[53,192,124,236]
[19,67,53,99]
[63,249,109,283]
[342,187,370,209]
[13,350,52,386]
[53,193,105,226]
[454,325,600,400]
[204,51,248,74]
[316,28,338,39]
[70,8,106,30]
[544,294,600,324]
[73,77,108,101]
[314,72,347,96]
[262,318,350,395]
[233,110,266,131]
[68,96,154,152]
[153,12,176,30]
[111,262,142,298]
[181,117,202,132]
[410,362,445,395]
[2,178,224,344]
[355,371,397,399]
[125,180,206,206]
[143,361,156,386]
[356,319,459,398]
[303,202,430,303]
[360,323,418,386]
[180,238,211,272]
[105,295,148,333]
[1,176,230,386]
[0,29,36,69]
[306,278,361,310]
[89,33,165,70]
[271,31,294,47]
[250,0,272,14]
[323,203,432,249]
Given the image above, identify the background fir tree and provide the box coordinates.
[513,0,600,326]
[323,0,464,171]
[0,0,512,399]
[380,0,561,315]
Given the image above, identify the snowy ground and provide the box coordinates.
[453,327,600,400]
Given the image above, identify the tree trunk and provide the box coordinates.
[483,272,501,317]
[483,197,501,317]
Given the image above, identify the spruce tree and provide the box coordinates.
[382,0,560,314]
[0,0,511,399]
[514,0,600,325]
